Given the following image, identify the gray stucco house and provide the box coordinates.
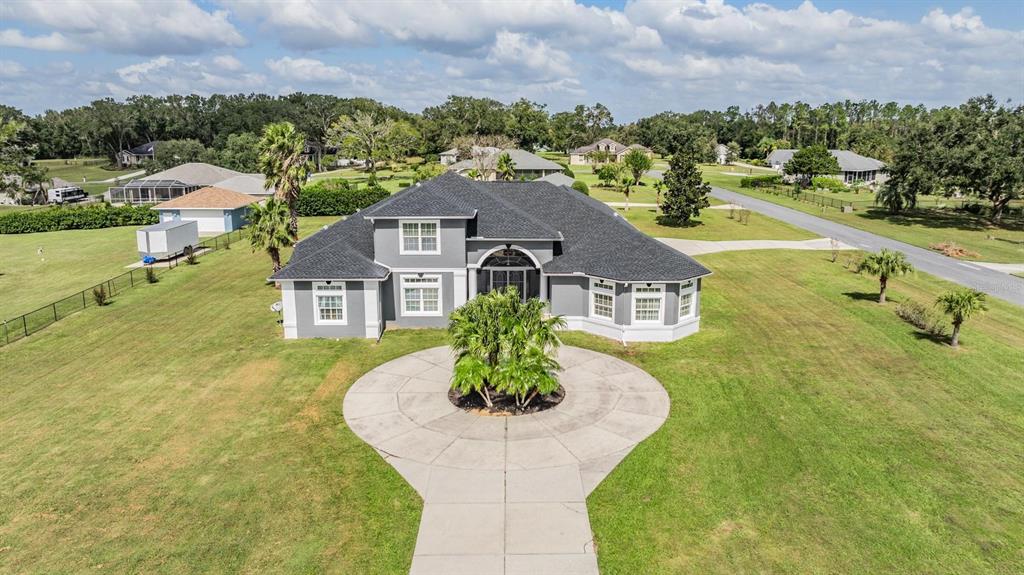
[271,172,711,343]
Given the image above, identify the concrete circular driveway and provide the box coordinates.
[343,345,670,575]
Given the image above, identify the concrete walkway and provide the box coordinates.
[343,346,670,575]
[658,237,857,256]
[974,262,1024,275]
[711,186,1024,307]
[604,201,658,208]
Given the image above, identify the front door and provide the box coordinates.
[488,269,528,300]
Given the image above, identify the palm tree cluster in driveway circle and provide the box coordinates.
[448,286,567,412]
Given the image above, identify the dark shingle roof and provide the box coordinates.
[272,172,710,282]
[270,215,389,280]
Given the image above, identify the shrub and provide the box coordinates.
[739,174,782,188]
[92,285,109,306]
[558,164,575,178]
[571,181,589,195]
[185,249,197,265]
[296,178,390,216]
[145,267,158,283]
[399,181,411,188]
[0,203,159,234]
[895,300,948,337]
[414,162,446,182]
[812,176,846,192]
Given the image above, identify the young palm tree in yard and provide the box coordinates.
[248,198,293,273]
[258,122,310,239]
[448,287,566,409]
[496,152,516,181]
[935,289,987,348]
[857,249,914,304]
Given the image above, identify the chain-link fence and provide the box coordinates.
[1,227,247,347]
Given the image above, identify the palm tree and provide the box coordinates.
[856,249,914,303]
[496,152,516,181]
[248,198,293,273]
[935,289,987,348]
[448,287,566,409]
[258,122,310,239]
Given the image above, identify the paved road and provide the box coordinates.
[711,186,1024,307]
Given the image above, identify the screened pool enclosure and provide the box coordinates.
[107,179,199,204]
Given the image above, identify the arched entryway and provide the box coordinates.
[477,248,540,301]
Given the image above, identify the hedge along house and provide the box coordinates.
[272,172,711,343]
[152,186,258,235]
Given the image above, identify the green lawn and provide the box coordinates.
[617,205,817,241]
[702,164,1024,263]
[2,208,1021,572]
[0,217,338,322]
[577,250,1024,574]
[0,226,143,320]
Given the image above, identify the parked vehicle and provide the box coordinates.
[47,186,88,204]
[136,220,198,260]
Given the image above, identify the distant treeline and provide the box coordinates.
[0,93,993,166]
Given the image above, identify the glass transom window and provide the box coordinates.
[400,220,439,254]
[402,275,441,316]
[313,282,346,324]
[591,279,615,320]
[633,285,663,322]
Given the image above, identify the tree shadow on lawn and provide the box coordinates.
[854,207,1024,234]
[911,330,952,347]
[655,214,704,228]
[842,291,882,303]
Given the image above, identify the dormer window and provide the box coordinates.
[400,220,440,254]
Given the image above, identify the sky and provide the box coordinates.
[0,0,1022,121]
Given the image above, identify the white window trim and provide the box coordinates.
[398,219,441,255]
[678,280,696,320]
[313,281,347,325]
[631,283,665,324]
[400,274,443,317]
[589,278,616,322]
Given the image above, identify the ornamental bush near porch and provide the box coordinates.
[447,287,566,412]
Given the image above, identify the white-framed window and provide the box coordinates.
[313,281,346,325]
[590,279,615,321]
[632,284,664,323]
[401,275,442,316]
[399,220,440,254]
[679,280,696,319]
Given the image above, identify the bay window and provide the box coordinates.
[679,280,696,319]
[313,281,346,324]
[590,279,615,320]
[632,284,664,323]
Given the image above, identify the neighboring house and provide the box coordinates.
[715,144,730,165]
[271,172,711,343]
[439,146,499,166]
[107,162,268,204]
[118,141,160,166]
[448,148,563,181]
[536,172,575,187]
[569,139,652,165]
[767,149,887,183]
[152,186,259,235]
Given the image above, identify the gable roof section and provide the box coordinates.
[152,186,259,210]
[213,174,274,196]
[536,172,575,187]
[271,215,389,281]
[127,141,159,155]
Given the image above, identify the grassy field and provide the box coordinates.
[617,205,817,241]
[0,226,143,320]
[2,206,1022,572]
[703,164,1024,263]
[0,217,339,322]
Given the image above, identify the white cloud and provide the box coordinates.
[0,0,245,55]
[484,31,573,81]
[265,56,377,88]
[0,29,80,51]
[213,54,244,71]
[0,59,27,78]
[117,56,175,85]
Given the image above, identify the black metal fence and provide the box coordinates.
[1,228,247,347]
